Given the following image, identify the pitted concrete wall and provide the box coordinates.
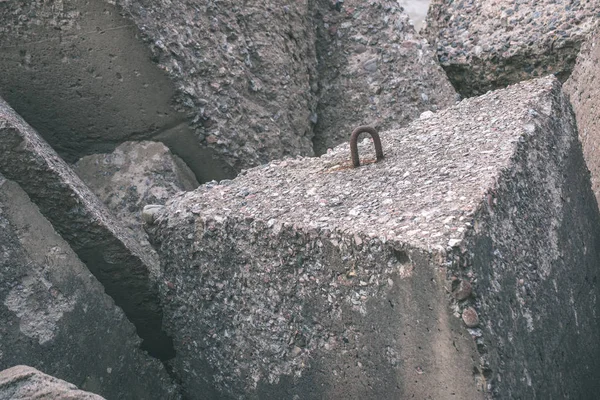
[0,98,172,360]
[0,0,314,176]
[147,76,600,398]
[0,178,177,399]
[423,0,600,97]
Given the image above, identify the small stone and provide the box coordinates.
[420,110,435,120]
[291,346,302,357]
[462,307,480,328]
[142,204,164,225]
[452,279,472,300]
[448,238,461,247]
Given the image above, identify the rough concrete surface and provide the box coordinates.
[564,27,600,205]
[0,365,105,400]
[0,178,177,399]
[0,98,172,360]
[312,0,456,153]
[74,140,198,257]
[423,0,600,97]
[147,76,600,398]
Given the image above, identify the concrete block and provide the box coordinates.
[0,178,177,399]
[564,28,600,205]
[147,76,600,398]
[424,0,600,97]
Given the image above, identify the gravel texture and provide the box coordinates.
[423,0,600,97]
[115,0,319,171]
[147,76,600,398]
[312,0,457,153]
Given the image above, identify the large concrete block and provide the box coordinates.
[0,98,172,360]
[147,76,600,398]
[423,0,600,97]
[564,28,600,205]
[0,178,177,399]
[0,366,105,400]
[312,0,457,153]
[74,140,198,257]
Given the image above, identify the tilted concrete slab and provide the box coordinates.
[423,0,600,97]
[564,28,600,206]
[147,76,600,398]
[0,179,177,399]
[0,98,172,360]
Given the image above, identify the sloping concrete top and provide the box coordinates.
[159,77,555,250]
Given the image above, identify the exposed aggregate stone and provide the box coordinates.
[424,0,600,97]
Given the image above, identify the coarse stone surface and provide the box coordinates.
[0,98,172,360]
[423,0,600,97]
[0,366,105,400]
[564,27,600,205]
[74,140,198,256]
[312,0,456,153]
[147,76,600,398]
[0,179,178,399]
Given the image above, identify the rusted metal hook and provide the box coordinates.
[350,126,384,168]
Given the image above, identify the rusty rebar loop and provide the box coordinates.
[349,126,384,168]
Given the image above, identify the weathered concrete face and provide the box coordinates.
[456,81,600,397]
[0,179,177,399]
[0,0,316,176]
[0,98,172,360]
[147,76,600,398]
[74,140,198,257]
[0,366,106,400]
[312,0,456,154]
[564,28,600,205]
[423,0,600,97]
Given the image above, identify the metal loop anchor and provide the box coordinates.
[349,126,384,168]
